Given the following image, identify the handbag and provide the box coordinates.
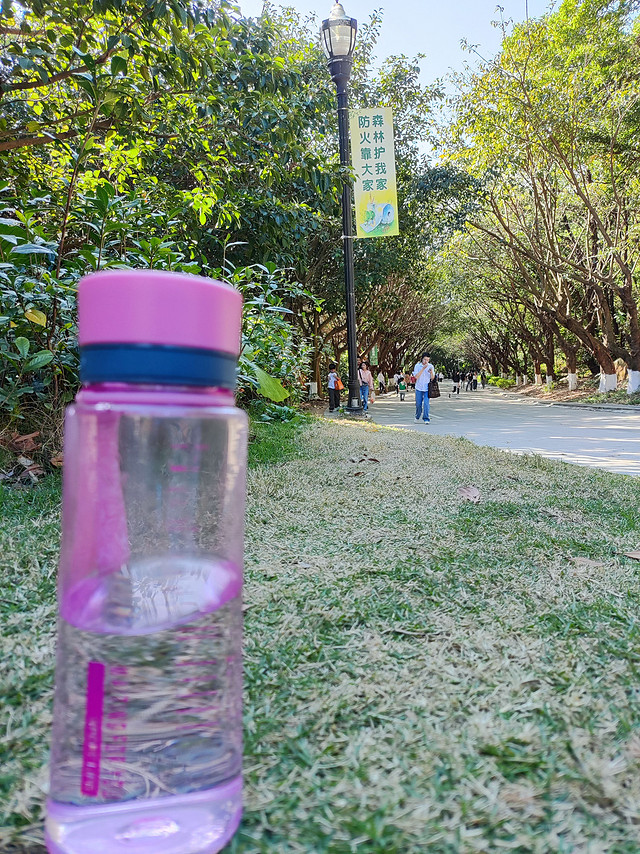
[428,377,441,399]
[335,378,344,391]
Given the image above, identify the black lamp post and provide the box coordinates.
[321,2,362,414]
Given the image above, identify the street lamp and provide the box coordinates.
[321,2,362,414]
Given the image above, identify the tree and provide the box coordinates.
[0,0,340,418]
[447,0,640,392]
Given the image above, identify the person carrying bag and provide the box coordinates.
[328,362,342,412]
[358,361,374,412]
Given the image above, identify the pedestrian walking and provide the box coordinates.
[328,361,342,412]
[377,370,386,395]
[452,369,461,395]
[465,371,473,391]
[472,372,478,391]
[481,370,487,389]
[412,352,435,423]
[398,376,407,400]
[358,361,374,412]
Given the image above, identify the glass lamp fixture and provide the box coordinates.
[321,2,357,61]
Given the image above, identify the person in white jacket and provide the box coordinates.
[413,352,435,423]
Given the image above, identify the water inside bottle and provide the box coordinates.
[47,557,242,853]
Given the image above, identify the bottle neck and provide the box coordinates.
[77,382,235,408]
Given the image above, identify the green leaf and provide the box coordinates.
[74,75,97,101]
[15,337,30,357]
[24,350,54,371]
[111,55,128,76]
[253,365,290,402]
[10,243,55,256]
[25,308,47,326]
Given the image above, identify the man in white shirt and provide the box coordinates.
[413,352,435,423]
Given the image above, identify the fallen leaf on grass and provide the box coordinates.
[458,485,480,503]
[570,557,605,570]
[50,453,64,468]
[17,455,44,483]
[1,430,41,453]
[351,471,365,477]
[623,551,640,561]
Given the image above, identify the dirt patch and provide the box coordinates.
[300,398,329,416]
[508,383,596,403]
[506,379,640,407]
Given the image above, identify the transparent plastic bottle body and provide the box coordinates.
[46,387,247,854]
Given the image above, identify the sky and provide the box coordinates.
[237,0,554,87]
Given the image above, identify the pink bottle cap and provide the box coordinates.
[78,269,242,355]
[77,270,242,388]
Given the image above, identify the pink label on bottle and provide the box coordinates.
[80,661,105,796]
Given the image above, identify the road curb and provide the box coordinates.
[502,389,640,414]
[545,402,640,413]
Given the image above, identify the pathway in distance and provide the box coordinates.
[367,386,640,476]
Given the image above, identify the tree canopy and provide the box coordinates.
[440,0,640,390]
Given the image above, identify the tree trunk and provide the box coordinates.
[313,312,321,390]
[534,359,542,385]
[566,354,578,389]
[599,372,617,393]
[564,349,577,390]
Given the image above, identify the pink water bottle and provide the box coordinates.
[45,270,247,854]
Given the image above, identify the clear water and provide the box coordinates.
[47,558,242,854]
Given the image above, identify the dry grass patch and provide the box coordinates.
[237,419,640,853]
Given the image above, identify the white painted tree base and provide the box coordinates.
[567,373,578,391]
[628,370,640,394]
[515,375,521,386]
[546,375,553,387]
[522,376,528,386]
[599,373,617,393]
[534,374,542,385]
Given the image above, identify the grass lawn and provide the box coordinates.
[3,417,640,851]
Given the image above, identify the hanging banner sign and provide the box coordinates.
[349,107,399,239]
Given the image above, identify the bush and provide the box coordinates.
[487,376,513,389]
[0,187,317,439]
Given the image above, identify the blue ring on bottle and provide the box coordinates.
[80,343,238,388]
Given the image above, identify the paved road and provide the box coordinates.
[366,386,640,476]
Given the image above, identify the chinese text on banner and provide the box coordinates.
[349,107,399,239]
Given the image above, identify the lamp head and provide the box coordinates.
[321,3,357,88]
[321,2,357,59]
